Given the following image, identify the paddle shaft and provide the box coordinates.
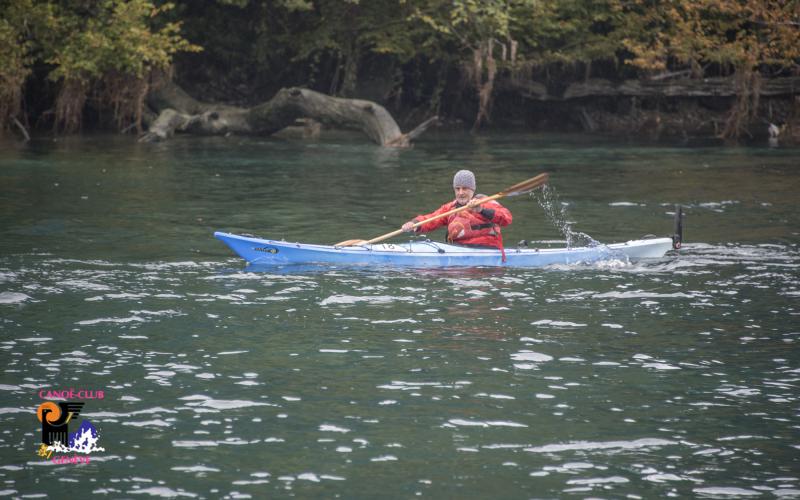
[335,172,549,247]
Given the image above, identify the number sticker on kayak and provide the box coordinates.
[254,247,279,254]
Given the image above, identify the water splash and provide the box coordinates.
[532,185,600,249]
[47,420,105,454]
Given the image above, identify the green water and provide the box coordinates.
[1,133,799,498]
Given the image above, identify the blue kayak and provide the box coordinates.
[214,232,674,268]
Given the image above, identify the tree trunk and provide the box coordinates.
[140,81,437,147]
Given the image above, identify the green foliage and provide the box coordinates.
[0,2,33,129]
[42,0,201,83]
[1,0,200,132]
[617,0,800,74]
[509,0,624,65]
[4,0,798,136]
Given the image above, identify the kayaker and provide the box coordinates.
[401,169,512,259]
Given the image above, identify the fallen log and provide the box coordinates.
[140,81,437,147]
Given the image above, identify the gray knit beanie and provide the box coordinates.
[453,169,476,190]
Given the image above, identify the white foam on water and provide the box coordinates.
[123,419,172,428]
[593,291,699,299]
[549,462,595,471]
[525,438,676,453]
[77,315,146,325]
[0,271,18,283]
[57,279,112,291]
[644,473,697,483]
[135,261,217,271]
[319,424,350,433]
[475,393,515,400]
[510,351,553,362]
[697,200,739,209]
[131,309,183,317]
[180,396,272,410]
[531,319,588,328]
[105,293,150,300]
[447,419,527,428]
[482,444,527,450]
[693,487,761,497]
[0,292,31,304]
[128,487,198,497]
[0,407,31,414]
[567,476,630,485]
[642,362,681,370]
[319,294,417,306]
[170,465,222,472]
[716,435,769,441]
[716,387,760,397]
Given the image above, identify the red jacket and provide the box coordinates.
[412,198,512,250]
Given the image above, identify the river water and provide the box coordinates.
[1,133,798,498]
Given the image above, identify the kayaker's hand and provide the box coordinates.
[466,199,483,212]
[402,221,415,232]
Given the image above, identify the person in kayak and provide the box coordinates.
[401,169,512,259]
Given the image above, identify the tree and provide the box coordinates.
[0,1,33,137]
[407,0,518,131]
[1,0,200,134]
[618,0,800,137]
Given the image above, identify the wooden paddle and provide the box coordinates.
[335,172,549,247]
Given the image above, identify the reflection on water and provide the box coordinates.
[0,133,798,497]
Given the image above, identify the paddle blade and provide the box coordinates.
[499,172,549,197]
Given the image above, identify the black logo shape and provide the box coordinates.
[37,401,85,445]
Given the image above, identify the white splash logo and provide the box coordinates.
[47,420,105,454]
[36,400,105,463]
